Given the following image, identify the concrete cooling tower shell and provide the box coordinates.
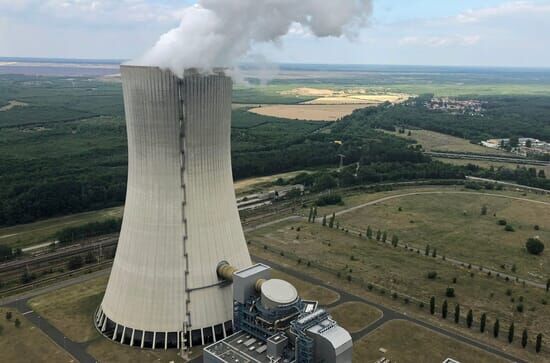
[95,65,252,349]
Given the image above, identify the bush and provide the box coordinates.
[367,283,373,291]
[497,219,507,226]
[5,312,12,321]
[446,287,455,298]
[14,319,21,328]
[526,238,544,255]
[315,194,342,207]
[427,271,437,279]
[67,256,84,271]
[56,218,122,244]
[504,225,515,232]
[534,225,540,230]
[517,303,524,313]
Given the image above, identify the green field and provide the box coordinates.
[329,302,382,333]
[332,191,550,281]
[0,307,74,362]
[388,129,511,155]
[246,215,550,339]
[353,320,507,363]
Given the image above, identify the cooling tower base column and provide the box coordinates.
[94,307,234,349]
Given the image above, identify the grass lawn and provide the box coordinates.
[329,302,382,333]
[85,338,192,363]
[435,157,550,179]
[387,129,510,155]
[353,320,507,363]
[247,220,550,338]
[0,207,123,250]
[28,275,108,343]
[0,308,74,362]
[333,191,550,281]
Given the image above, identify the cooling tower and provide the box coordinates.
[95,65,252,349]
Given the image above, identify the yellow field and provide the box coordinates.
[281,87,410,105]
[248,104,370,121]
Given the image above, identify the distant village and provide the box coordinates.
[482,137,550,156]
[425,97,485,115]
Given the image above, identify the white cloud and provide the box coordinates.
[456,1,550,23]
[399,35,481,47]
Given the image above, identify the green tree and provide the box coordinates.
[322,215,327,227]
[522,329,528,348]
[391,235,399,247]
[481,205,488,215]
[480,313,487,333]
[5,311,12,321]
[430,296,435,315]
[536,333,542,353]
[67,256,84,270]
[312,207,317,223]
[508,323,515,343]
[14,318,20,328]
[329,213,335,228]
[307,207,313,223]
[466,309,473,328]
[382,231,387,243]
[376,230,381,241]
[442,300,448,319]
[526,237,544,255]
[425,244,430,256]
[432,248,437,258]
[454,304,460,324]
[493,319,500,338]
[366,226,373,239]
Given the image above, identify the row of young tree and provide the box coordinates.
[429,296,544,353]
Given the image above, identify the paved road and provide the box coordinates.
[253,256,527,363]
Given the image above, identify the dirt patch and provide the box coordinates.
[0,100,29,112]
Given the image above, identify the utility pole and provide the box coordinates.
[338,154,345,171]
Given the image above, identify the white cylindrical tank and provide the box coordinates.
[95,65,252,349]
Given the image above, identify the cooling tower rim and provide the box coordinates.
[120,64,229,77]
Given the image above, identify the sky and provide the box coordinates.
[0,0,549,67]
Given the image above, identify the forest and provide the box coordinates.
[0,74,548,226]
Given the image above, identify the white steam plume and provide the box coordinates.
[134,0,372,76]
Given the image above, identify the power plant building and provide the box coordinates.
[95,65,252,349]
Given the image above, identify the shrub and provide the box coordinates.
[526,238,545,255]
[392,292,398,300]
[419,302,425,309]
[506,289,512,296]
[427,271,437,279]
[446,287,455,298]
[14,319,20,328]
[504,225,515,232]
[534,225,540,231]
[498,219,507,226]
[367,283,373,291]
[517,304,524,313]
[315,194,342,207]
[5,312,12,321]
